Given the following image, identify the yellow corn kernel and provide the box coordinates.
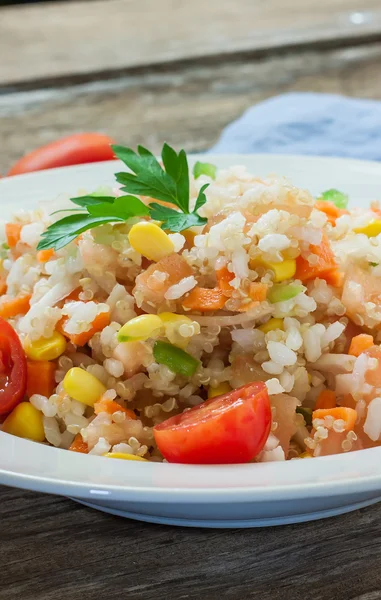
[251,258,296,282]
[258,318,284,334]
[118,314,163,342]
[208,382,232,399]
[2,402,45,442]
[104,452,148,461]
[354,220,381,237]
[24,331,67,361]
[63,367,106,406]
[299,452,312,459]
[159,312,198,348]
[128,222,174,262]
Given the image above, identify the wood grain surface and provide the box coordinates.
[1,0,381,86]
[1,484,381,600]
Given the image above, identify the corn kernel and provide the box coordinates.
[251,257,296,282]
[104,452,148,461]
[208,382,232,398]
[159,312,197,348]
[128,222,174,262]
[2,402,45,442]
[118,314,164,342]
[258,318,284,334]
[354,220,381,237]
[63,367,106,406]
[24,331,67,361]
[299,452,312,459]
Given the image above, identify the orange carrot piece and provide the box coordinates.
[0,277,7,296]
[69,433,89,454]
[295,233,337,282]
[348,333,374,357]
[323,269,344,288]
[58,309,111,347]
[312,407,357,431]
[0,293,31,319]
[37,248,55,263]
[182,287,226,311]
[94,398,137,420]
[315,389,336,410]
[216,267,234,296]
[26,360,56,399]
[248,282,268,302]
[5,223,23,248]
[314,201,349,225]
[64,288,82,302]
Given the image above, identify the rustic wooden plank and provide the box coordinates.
[1,485,381,600]
[1,43,381,174]
[1,0,381,87]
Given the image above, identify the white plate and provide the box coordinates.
[1,154,381,528]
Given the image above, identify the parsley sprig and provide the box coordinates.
[37,143,210,251]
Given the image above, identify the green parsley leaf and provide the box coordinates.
[87,196,149,219]
[193,184,209,213]
[370,262,379,267]
[71,195,115,208]
[319,189,349,209]
[37,213,124,251]
[149,203,207,232]
[193,161,217,180]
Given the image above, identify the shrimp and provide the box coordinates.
[133,253,194,307]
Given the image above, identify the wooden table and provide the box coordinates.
[2,1,381,597]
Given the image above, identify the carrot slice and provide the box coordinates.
[37,248,55,263]
[295,233,337,283]
[182,287,226,311]
[69,433,89,454]
[26,360,56,398]
[0,293,31,319]
[248,282,268,302]
[315,389,336,410]
[323,269,344,288]
[94,398,136,420]
[216,267,234,296]
[312,407,357,431]
[348,333,374,357]
[0,277,7,296]
[57,309,111,347]
[314,201,349,225]
[5,223,23,248]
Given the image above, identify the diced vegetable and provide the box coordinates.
[253,258,296,282]
[94,398,136,420]
[318,189,349,209]
[323,269,343,288]
[216,267,234,296]
[182,287,226,311]
[133,253,194,306]
[24,331,67,361]
[0,317,27,417]
[295,233,337,282]
[354,220,381,237]
[128,222,174,262]
[154,381,271,464]
[315,389,336,410]
[2,402,45,442]
[57,307,110,346]
[258,318,284,333]
[193,161,217,180]
[267,283,304,304]
[118,314,163,343]
[158,312,197,348]
[5,223,23,248]
[104,453,148,461]
[0,293,31,319]
[248,282,268,302]
[36,248,55,262]
[0,277,7,296]
[348,334,374,357]
[26,361,56,399]
[63,367,106,406]
[314,200,349,225]
[69,433,89,454]
[312,407,357,431]
[153,340,200,377]
[208,382,231,398]
[296,406,312,427]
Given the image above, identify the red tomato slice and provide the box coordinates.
[154,382,271,464]
[0,318,27,417]
[7,133,116,176]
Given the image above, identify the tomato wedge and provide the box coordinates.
[7,133,116,176]
[154,382,271,464]
[0,318,27,417]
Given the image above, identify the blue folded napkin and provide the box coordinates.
[210,93,381,161]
